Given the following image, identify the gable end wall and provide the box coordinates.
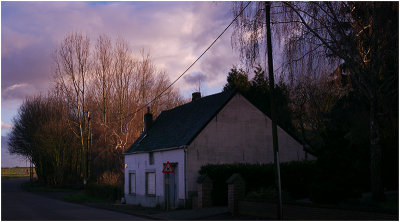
[186,93,307,194]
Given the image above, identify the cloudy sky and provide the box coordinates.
[1,1,245,167]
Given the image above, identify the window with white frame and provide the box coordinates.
[146,172,156,196]
[129,172,136,194]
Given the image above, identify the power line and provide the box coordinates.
[121,1,252,121]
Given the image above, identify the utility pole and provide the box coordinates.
[82,110,91,187]
[265,1,283,220]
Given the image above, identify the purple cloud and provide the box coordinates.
[2,1,240,121]
[184,72,207,85]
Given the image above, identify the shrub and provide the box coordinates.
[64,192,105,203]
[86,183,123,202]
[280,161,316,199]
[199,161,315,205]
[97,171,121,186]
[199,163,274,205]
[309,145,368,203]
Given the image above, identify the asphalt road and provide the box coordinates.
[1,178,148,221]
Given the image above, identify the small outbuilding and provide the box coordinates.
[124,90,311,209]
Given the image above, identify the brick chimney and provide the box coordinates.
[144,107,153,132]
[192,92,201,101]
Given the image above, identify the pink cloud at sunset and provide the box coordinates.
[1,1,241,167]
[2,2,239,103]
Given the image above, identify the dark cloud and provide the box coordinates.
[183,72,207,85]
[197,29,239,87]
[2,1,241,114]
[2,40,53,100]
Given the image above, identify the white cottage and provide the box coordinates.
[124,90,312,209]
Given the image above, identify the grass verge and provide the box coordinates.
[21,179,124,208]
[287,191,398,215]
[63,192,107,203]
[22,181,77,193]
[340,191,398,213]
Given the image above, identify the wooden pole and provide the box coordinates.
[265,1,283,219]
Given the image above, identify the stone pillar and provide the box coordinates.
[188,191,198,209]
[197,175,213,208]
[226,173,245,214]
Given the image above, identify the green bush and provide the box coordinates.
[199,161,315,205]
[199,163,273,205]
[280,161,316,199]
[309,142,369,203]
[64,192,105,203]
[85,183,123,201]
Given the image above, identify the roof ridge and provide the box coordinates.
[162,89,236,114]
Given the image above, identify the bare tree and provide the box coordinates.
[53,32,92,184]
[50,33,184,185]
[232,1,398,201]
[94,34,113,125]
[112,38,135,143]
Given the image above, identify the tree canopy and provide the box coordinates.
[8,33,183,187]
[230,1,398,202]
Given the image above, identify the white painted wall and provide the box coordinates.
[124,148,185,207]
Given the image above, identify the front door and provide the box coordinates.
[164,163,177,210]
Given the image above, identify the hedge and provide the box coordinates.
[199,161,316,205]
[85,183,123,201]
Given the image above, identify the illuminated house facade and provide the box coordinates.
[124,90,311,209]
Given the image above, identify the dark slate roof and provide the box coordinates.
[125,90,237,154]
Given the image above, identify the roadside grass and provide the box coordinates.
[379,194,398,210]
[63,192,107,203]
[113,203,162,213]
[62,184,123,205]
[23,184,77,193]
[288,191,398,214]
[340,191,399,212]
[21,179,122,205]
[21,181,107,204]
[103,203,164,217]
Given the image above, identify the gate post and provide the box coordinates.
[226,173,245,214]
[197,175,213,208]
